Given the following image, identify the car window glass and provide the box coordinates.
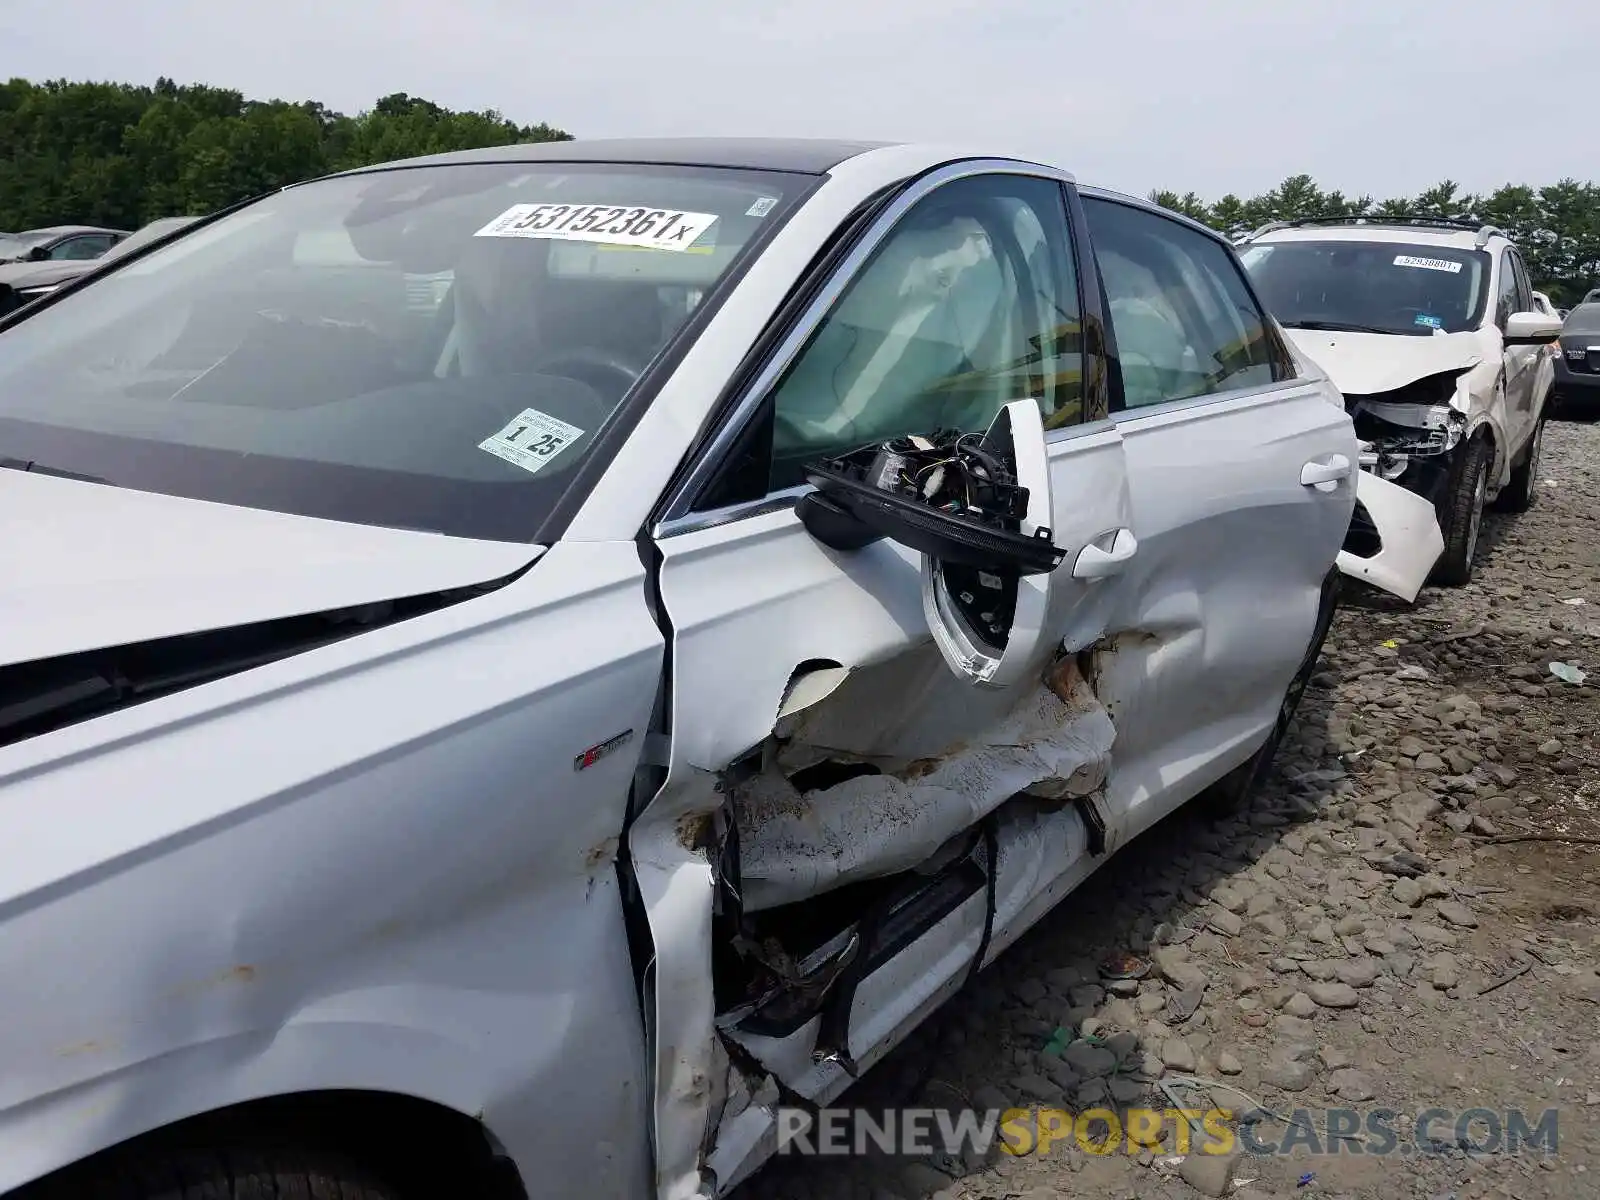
[1083,198,1282,409]
[49,235,114,261]
[762,173,1082,492]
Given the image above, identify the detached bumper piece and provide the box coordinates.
[1336,470,1444,603]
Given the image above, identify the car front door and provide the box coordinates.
[631,164,1139,1198]
[1506,248,1547,445]
[1496,247,1539,456]
[1076,192,1357,843]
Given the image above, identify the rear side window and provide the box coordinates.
[1084,198,1288,409]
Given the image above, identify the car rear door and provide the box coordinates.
[1076,191,1357,843]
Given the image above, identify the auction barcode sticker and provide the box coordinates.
[475,203,718,251]
[478,408,585,475]
[1393,254,1463,274]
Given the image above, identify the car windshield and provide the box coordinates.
[1564,303,1600,335]
[1239,239,1490,336]
[0,235,26,260]
[0,161,812,542]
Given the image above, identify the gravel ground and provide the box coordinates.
[734,417,1600,1200]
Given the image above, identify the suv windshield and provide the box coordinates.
[1239,239,1490,336]
[0,162,811,542]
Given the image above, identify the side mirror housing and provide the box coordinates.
[800,421,1065,576]
[1504,310,1562,346]
[27,246,49,262]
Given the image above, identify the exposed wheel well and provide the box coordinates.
[11,1090,526,1200]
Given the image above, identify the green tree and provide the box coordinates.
[0,77,571,232]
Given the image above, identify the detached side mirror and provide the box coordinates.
[1504,310,1562,346]
[800,406,1065,576]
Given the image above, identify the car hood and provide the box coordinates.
[0,259,92,289]
[0,470,542,669]
[1282,328,1485,395]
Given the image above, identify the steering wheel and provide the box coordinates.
[527,347,645,401]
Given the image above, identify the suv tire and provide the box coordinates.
[1432,434,1491,587]
[1494,413,1544,514]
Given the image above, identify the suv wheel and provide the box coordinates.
[1432,435,1491,586]
[1494,414,1544,513]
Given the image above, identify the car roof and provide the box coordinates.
[16,224,128,241]
[331,137,901,178]
[1249,221,1507,251]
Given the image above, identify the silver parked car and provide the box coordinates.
[0,139,1438,1200]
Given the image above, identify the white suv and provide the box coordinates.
[1237,218,1561,586]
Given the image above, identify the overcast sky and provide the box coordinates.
[6,0,1593,202]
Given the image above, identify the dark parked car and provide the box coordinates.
[0,217,198,315]
[1554,302,1600,415]
[0,225,129,270]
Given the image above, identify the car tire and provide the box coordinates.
[1430,434,1491,587]
[1494,414,1545,514]
[1199,569,1340,818]
[24,1146,401,1200]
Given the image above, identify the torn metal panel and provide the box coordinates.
[731,660,1114,911]
[773,647,1023,773]
[627,770,724,1200]
[979,798,1099,968]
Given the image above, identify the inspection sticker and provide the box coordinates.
[746,196,779,217]
[1393,254,1462,274]
[478,408,585,475]
[1414,313,1444,329]
[474,203,718,251]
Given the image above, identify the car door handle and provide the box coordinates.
[1301,454,1353,488]
[1073,528,1138,579]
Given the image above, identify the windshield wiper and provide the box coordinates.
[0,456,112,485]
[1279,319,1412,336]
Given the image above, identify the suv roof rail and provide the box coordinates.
[1238,220,1291,244]
[1238,214,1510,247]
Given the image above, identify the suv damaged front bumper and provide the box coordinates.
[1352,399,1467,510]
[1337,470,1445,603]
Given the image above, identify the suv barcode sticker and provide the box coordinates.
[1393,254,1463,274]
[475,203,718,251]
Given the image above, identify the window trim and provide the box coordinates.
[1075,189,1297,415]
[654,157,1086,538]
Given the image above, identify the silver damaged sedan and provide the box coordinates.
[0,138,1439,1199]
